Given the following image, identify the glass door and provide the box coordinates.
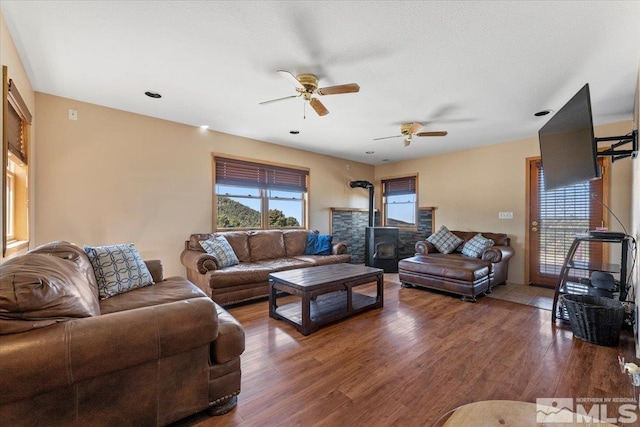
[528,159,605,287]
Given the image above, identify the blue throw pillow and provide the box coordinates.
[304,234,333,255]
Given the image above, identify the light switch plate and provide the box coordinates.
[69,109,78,120]
[498,211,514,219]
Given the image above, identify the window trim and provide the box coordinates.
[3,66,31,257]
[5,165,15,241]
[381,174,419,230]
[212,154,310,231]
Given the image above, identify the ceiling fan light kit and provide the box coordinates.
[260,70,360,117]
[374,122,448,147]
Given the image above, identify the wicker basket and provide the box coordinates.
[560,294,625,346]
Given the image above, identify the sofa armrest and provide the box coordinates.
[0,297,218,405]
[415,240,438,255]
[144,259,164,282]
[211,303,245,364]
[482,245,514,263]
[332,241,348,255]
[181,249,219,274]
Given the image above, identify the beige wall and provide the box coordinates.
[0,12,36,261]
[375,121,634,286]
[33,93,374,276]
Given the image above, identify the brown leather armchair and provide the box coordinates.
[0,241,245,426]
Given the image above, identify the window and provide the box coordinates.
[535,160,604,280]
[3,66,31,256]
[5,161,15,241]
[382,175,417,229]
[213,156,308,230]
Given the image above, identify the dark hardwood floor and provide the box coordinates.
[176,274,636,427]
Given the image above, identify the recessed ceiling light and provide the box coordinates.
[534,109,552,117]
[200,125,209,130]
[365,151,374,154]
[289,130,300,134]
[145,91,162,99]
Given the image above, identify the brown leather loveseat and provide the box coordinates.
[398,229,514,302]
[0,241,245,426]
[181,229,351,306]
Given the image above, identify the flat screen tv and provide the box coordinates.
[538,83,600,191]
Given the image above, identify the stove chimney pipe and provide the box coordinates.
[349,180,374,227]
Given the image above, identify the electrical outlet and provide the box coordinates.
[68,109,78,121]
[498,211,514,219]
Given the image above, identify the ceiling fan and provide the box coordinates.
[259,70,360,116]
[374,122,448,147]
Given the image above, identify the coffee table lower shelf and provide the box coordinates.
[272,291,378,334]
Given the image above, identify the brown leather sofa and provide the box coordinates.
[181,229,351,306]
[0,241,245,426]
[398,231,514,301]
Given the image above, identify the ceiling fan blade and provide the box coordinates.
[309,98,329,116]
[373,134,403,141]
[277,70,304,89]
[416,131,448,137]
[409,122,423,135]
[317,83,360,96]
[259,95,299,105]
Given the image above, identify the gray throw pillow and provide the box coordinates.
[461,233,495,258]
[426,226,464,254]
[200,236,239,268]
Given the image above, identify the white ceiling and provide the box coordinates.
[2,1,639,165]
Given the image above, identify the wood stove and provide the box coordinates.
[365,226,399,273]
[350,180,400,273]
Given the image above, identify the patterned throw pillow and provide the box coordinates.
[461,233,495,258]
[83,243,155,300]
[200,236,239,268]
[426,226,464,254]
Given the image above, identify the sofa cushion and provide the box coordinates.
[462,233,495,258]
[426,226,464,254]
[0,253,100,335]
[99,277,208,315]
[248,230,286,261]
[29,241,101,300]
[84,243,155,299]
[293,254,352,266]
[283,230,310,256]
[480,232,510,247]
[207,264,274,289]
[200,236,239,268]
[399,256,490,282]
[217,231,251,262]
[304,233,332,255]
[254,258,312,272]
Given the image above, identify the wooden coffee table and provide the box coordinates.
[268,263,384,335]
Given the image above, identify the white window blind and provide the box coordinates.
[537,161,603,276]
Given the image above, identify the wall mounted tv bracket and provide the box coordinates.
[596,129,638,162]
